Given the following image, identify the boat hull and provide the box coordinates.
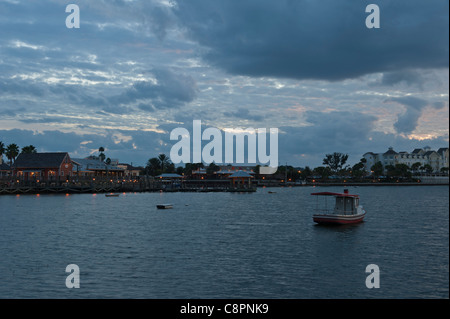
[313,212,365,225]
[157,204,173,209]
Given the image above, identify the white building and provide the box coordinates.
[363,147,449,174]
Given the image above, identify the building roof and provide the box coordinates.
[216,168,255,174]
[412,148,423,154]
[437,148,449,155]
[216,169,236,174]
[14,152,69,168]
[192,168,207,174]
[424,151,437,157]
[118,163,144,170]
[156,173,183,178]
[0,163,11,170]
[383,148,398,155]
[228,170,254,178]
[72,158,123,171]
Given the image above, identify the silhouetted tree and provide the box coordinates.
[300,166,312,180]
[21,145,37,154]
[5,143,20,167]
[370,161,384,177]
[158,154,170,173]
[323,152,349,173]
[146,157,161,176]
[313,166,332,179]
[206,162,220,175]
[351,162,366,178]
[0,141,5,162]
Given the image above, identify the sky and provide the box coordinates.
[0,0,448,168]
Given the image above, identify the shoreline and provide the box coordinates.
[0,182,448,195]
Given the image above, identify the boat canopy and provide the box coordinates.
[310,192,359,198]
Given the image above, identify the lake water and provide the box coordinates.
[0,186,448,299]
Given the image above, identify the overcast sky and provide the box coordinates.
[0,0,448,168]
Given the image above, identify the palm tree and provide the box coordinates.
[21,145,37,154]
[146,157,161,176]
[158,154,171,173]
[0,141,5,163]
[5,143,20,167]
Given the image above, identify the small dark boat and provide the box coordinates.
[157,204,173,209]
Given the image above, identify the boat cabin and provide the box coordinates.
[334,196,359,215]
[311,190,360,216]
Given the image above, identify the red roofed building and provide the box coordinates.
[14,152,73,181]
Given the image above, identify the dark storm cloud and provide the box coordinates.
[169,0,448,81]
[0,69,196,115]
[379,70,427,88]
[277,110,449,166]
[0,129,89,153]
[108,68,197,112]
[280,111,377,157]
[386,96,446,135]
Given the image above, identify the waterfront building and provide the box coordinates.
[228,170,254,188]
[117,163,144,177]
[72,157,125,177]
[191,167,207,179]
[0,162,10,177]
[155,173,184,180]
[214,165,255,179]
[14,152,73,181]
[437,148,450,170]
[363,147,449,174]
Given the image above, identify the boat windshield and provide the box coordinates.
[334,196,356,215]
[314,195,357,215]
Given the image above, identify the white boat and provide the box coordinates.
[311,189,366,224]
[157,204,173,209]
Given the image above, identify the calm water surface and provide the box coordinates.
[0,186,448,298]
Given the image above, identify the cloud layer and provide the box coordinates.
[0,0,448,167]
[171,0,449,80]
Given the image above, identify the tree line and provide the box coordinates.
[0,142,37,166]
[3,144,446,179]
[143,154,223,177]
[143,151,447,180]
[142,152,356,179]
